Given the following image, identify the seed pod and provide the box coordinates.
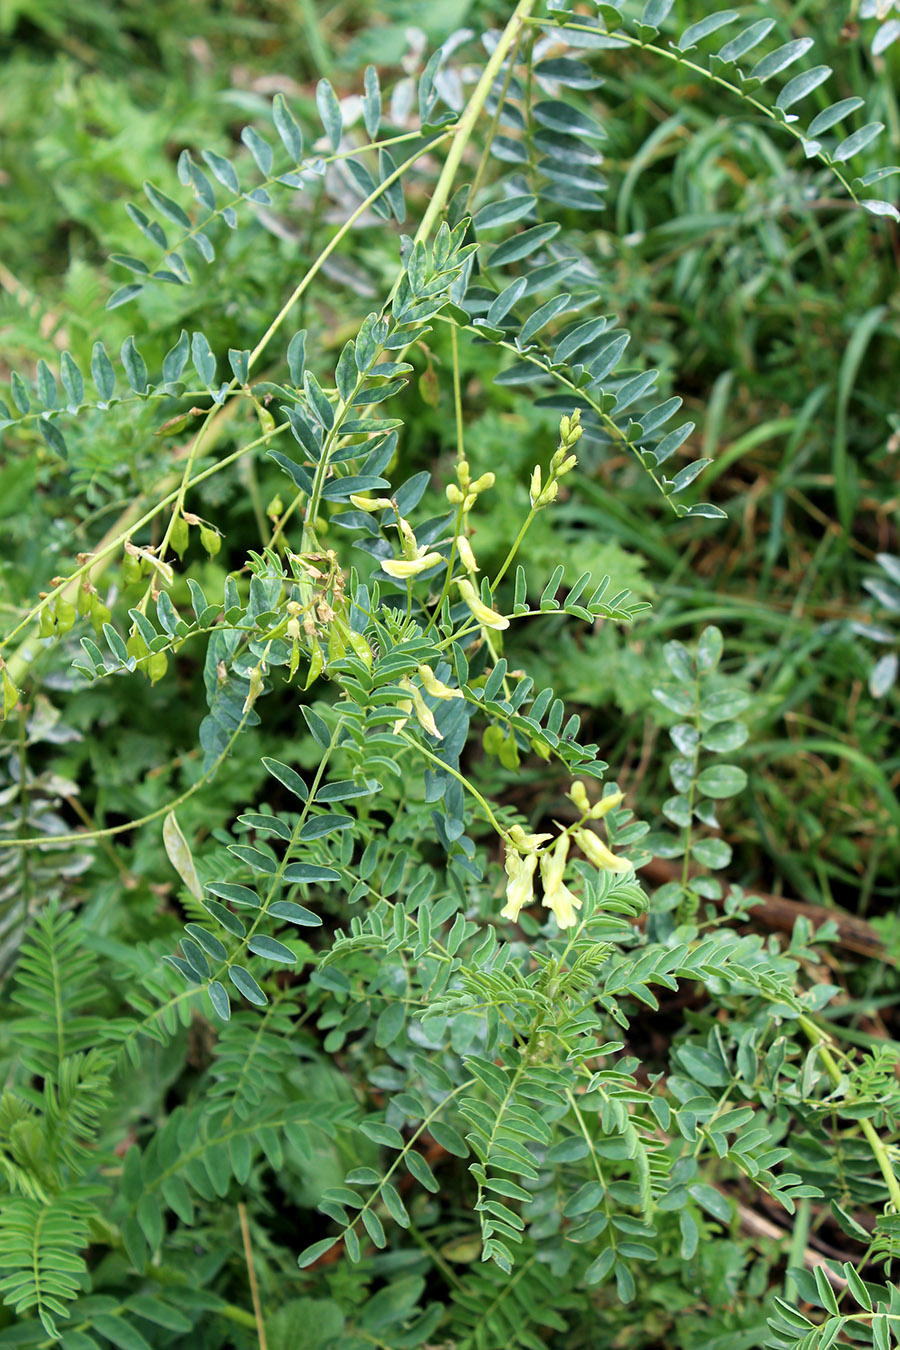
[498,731,520,770]
[482,724,504,756]
[39,608,55,638]
[1,667,20,719]
[148,651,168,685]
[90,595,112,635]
[54,598,77,635]
[76,584,93,617]
[170,514,189,559]
[121,554,142,587]
[126,630,151,674]
[200,526,221,557]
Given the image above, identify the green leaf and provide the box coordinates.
[247,935,297,964]
[228,965,268,1006]
[268,900,321,926]
[776,65,832,113]
[316,79,343,150]
[191,331,217,387]
[695,764,747,799]
[749,38,814,82]
[473,195,537,230]
[273,93,303,161]
[91,342,116,401]
[715,18,775,64]
[676,10,737,51]
[833,122,884,163]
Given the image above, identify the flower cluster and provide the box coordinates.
[500,781,631,930]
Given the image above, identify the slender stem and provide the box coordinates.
[396,730,509,839]
[250,134,452,374]
[238,1202,268,1350]
[799,1014,900,1211]
[0,711,251,849]
[413,0,537,249]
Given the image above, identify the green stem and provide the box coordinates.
[799,1014,900,1211]
[413,0,537,249]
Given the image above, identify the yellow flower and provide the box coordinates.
[349,494,395,511]
[540,834,582,930]
[455,536,478,573]
[457,578,509,631]
[381,551,443,579]
[417,665,462,700]
[508,824,553,853]
[573,827,631,873]
[500,849,537,922]
[591,791,624,820]
[398,677,441,739]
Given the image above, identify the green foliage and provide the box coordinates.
[2,1,900,1346]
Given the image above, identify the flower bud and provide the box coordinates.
[471,472,495,493]
[417,664,462,700]
[570,780,590,814]
[242,662,266,713]
[457,460,471,488]
[350,495,395,511]
[446,484,464,504]
[591,791,624,820]
[397,516,419,561]
[530,466,542,505]
[455,536,478,573]
[382,551,443,579]
[456,578,509,631]
[573,827,630,873]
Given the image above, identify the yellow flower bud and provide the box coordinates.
[397,516,419,560]
[590,791,624,820]
[458,460,471,488]
[509,824,553,853]
[399,678,441,739]
[530,466,542,504]
[455,536,478,573]
[382,551,443,579]
[471,472,495,493]
[242,662,266,714]
[456,579,509,631]
[417,665,462,700]
[570,780,590,814]
[350,495,395,511]
[446,484,464,504]
[573,827,630,873]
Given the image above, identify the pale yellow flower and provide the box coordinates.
[573,827,631,873]
[591,791,624,820]
[455,536,478,574]
[508,824,553,853]
[500,849,537,922]
[540,834,582,930]
[417,665,462,700]
[381,551,442,579]
[398,678,441,739]
[349,495,395,511]
[457,578,509,631]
